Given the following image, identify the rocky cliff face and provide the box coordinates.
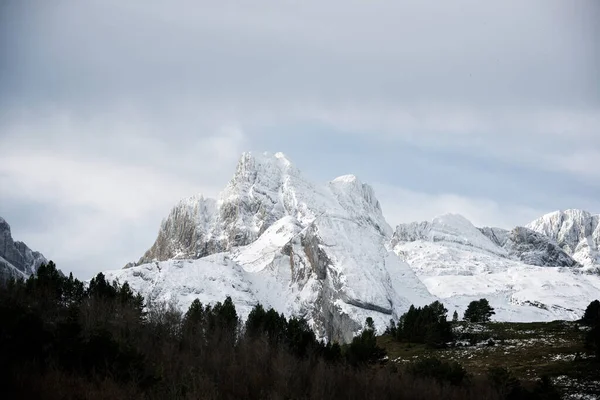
[477,226,580,268]
[137,153,316,264]
[136,195,218,263]
[111,152,433,342]
[0,217,47,281]
[526,209,600,270]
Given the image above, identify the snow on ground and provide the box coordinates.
[103,255,259,320]
[394,236,600,321]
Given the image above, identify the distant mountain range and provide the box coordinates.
[0,217,47,281]
[101,152,600,342]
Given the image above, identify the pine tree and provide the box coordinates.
[345,318,386,365]
[452,310,459,322]
[395,301,454,346]
[464,299,495,323]
[583,300,600,326]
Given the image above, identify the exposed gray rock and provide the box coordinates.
[478,227,510,247]
[0,217,47,280]
[478,225,579,268]
[503,226,579,268]
[135,196,219,265]
[526,209,600,269]
[135,153,299,266]
[391,221,432,245]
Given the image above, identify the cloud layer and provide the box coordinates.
[1,0,598,277]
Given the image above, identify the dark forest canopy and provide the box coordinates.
[0,262,570,399]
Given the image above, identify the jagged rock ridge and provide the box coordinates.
[526,209,600,270]
[0,217,47,281]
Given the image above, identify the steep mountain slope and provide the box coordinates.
[526,209,600,270]
[106,152,433,342]
[392,213,599,321]
[479,226,579,268]
[0,217,47,281]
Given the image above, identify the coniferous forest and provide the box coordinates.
[3,262,596,399]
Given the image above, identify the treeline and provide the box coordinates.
[386,301,453,347]
[0,262,561,399]
[386,298,497,348]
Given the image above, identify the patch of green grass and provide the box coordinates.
[378,321,596,385]
[377,335,434,360]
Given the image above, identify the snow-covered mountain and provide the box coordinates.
[0,217,47,281]
[106,152,433,342]
[391,213,600,322]
[526,209,600,271]
[103,152,600,340]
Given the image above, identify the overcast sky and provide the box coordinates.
[1,0,599,278]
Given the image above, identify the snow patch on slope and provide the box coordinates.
[105,255,259,320]
[393,214,507,257]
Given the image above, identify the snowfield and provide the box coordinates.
[393,212,600,322]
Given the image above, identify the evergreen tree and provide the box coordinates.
[183,298,206,338]
[452,310,459,322]
[286,316,317,357]
[464,299,495,323]
[586,323,600,358]
[385,319,397,336]
[87,272,117,300]
[345,318,386,365]
[63,272,85,305]
[394,301,453,347]
[245,303,287,344]
[582,300,600,326]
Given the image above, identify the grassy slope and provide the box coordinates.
[377,321,600,398]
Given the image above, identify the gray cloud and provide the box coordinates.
[0,0,598,277]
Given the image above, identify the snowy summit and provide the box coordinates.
[105,152,432,342]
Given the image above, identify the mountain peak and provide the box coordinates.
[227,152,299,193]
[0,216,48,280]
[123,151,429,341]
[431,213,475,227]
[538,209,594,221]
[526,208,600,268]
[236,151,293,172]
[0,216,9,231]
[332,174,358,184]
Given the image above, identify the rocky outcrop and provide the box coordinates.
[526,209,600,269]
[136,153,304,265]
[0,217,47,280]
[478,227,510,247]
[503,227,579,268]
[478,226,579,268]
[136,196,219,265]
